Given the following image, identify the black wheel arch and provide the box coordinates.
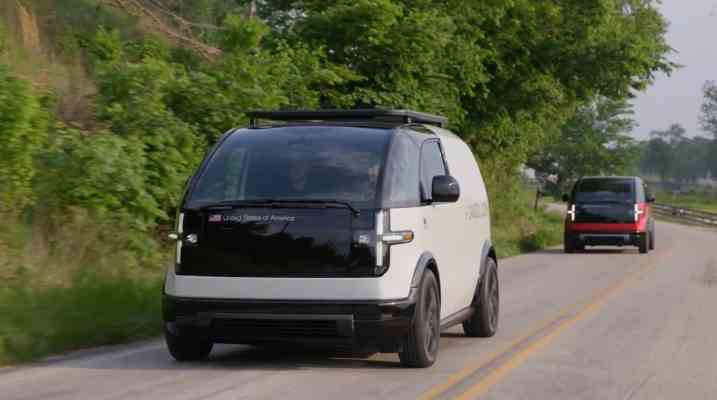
[411,252,441,303]
[480,241,497,278]
[475,241,497,302]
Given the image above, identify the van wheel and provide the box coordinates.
[165,328,213,361]
[399,269,440,368]
[639,233,649,254]
[463,258,499,337]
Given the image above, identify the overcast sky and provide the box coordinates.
[631,0,717,139]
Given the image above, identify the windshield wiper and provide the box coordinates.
[192,199,360,216]
[266,199,361,217]
[191,199,276,210]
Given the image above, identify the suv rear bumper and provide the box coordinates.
[162,292,416,353]
[572,232,644,246]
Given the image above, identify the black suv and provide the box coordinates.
[563,176,656,254]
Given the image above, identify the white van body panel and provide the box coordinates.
[420,128,491,317]
[166,266,413,301]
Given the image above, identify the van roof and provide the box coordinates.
[247,109,448,129]
[580,176,639,181]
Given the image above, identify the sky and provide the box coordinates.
[631,0,717,139]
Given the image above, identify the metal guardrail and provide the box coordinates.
[652,203,717,226]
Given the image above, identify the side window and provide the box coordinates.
[383,132,420,207]
[642,183,652,203]
[420,141,447,201]
[635,180,645,203]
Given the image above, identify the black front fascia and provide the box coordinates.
[178,207,378,277]
[163,293,416,352]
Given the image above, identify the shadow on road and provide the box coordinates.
[535,248,636,255]
[43,343,417,371]
[41,332,478,372]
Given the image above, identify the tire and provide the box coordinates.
[399,269,440,368]
[639,233,649,254]
[564,232,575,254]
[649,229,655,250]
[165,328,213,361]
[463,258,499,338]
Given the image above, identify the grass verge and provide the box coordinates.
[0,272,162,365]
[0,210,167,366]
[491,185,564,258]
[655,190,717,214]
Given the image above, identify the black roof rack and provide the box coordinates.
[247,109,447,128]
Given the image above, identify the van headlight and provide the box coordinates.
[374,210,414,275]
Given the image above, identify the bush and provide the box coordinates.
[490,183,564,258]
[0,66,48,213]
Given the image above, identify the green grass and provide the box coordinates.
[0,209,168,366]
[0,272,163,365]
[655,191,717,214]
[491,185,564,259]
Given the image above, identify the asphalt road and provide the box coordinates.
[2,221,716,400]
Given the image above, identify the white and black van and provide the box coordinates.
[163,110,498,367]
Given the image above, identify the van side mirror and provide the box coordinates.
[561,194,570,203]
[646,195,656,203]
[432,175,460,203]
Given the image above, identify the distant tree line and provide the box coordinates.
[639,82,717,184]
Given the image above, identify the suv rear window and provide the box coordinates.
[185,126,392,209]
[574,179,635,204]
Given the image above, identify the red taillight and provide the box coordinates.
[567,204,576,222]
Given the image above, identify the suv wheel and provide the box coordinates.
[165,328,213,361]
[399,269,440,368]
[463,258,499,337]
[638,233,649,254]
[564,232,576,254]
[649,229,655,250]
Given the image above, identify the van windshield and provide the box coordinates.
[574,179,635,204]
[185,126,392,209]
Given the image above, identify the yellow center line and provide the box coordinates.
[417,308,579,400]
[452,253,666,400]
[420,248,669,400]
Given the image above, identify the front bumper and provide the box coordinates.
[162,292,416,353]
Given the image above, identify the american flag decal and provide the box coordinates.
[208,214,222,223]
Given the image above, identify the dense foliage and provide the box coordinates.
[638,82,717,185]
[1,0,674,230]
[528,97,640,191]
[639,126,715,185]
[700,81,717,176]
[0,60,47,213]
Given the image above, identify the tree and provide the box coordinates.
[650,123,686,144]
[250,0,674,192]
[527,97,640,190]
[641,137,672,182]
[700,81,717,176]
[700,81,717,136]
[639,123,712,183]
